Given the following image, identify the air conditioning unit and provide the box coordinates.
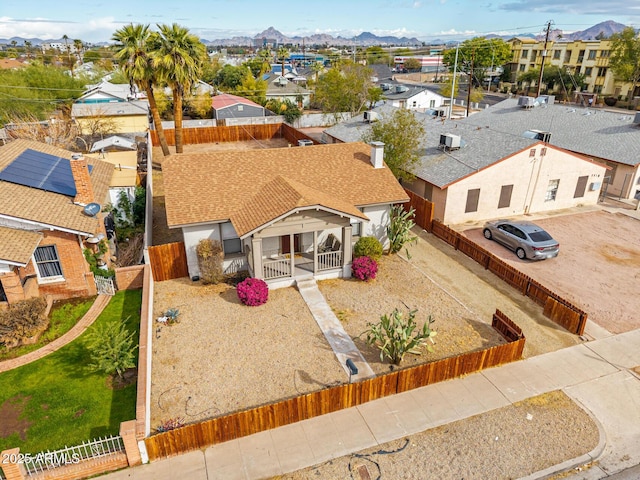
[589,182,601,191]
[518,96,536,108]
[363,111,379,123]
[298,139,314,147]
[439,133,461,150]
[395,85,409,93]
[380,83,391,91]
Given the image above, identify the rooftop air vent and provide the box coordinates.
[380,83,391,91]
[395,85,409,93]
[439,133,461,151]
[297,139,314,147]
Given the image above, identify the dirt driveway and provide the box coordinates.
[462,209,640,334]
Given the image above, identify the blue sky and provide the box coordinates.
[1,0,639,43]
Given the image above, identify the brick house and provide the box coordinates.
[0,140,113,305]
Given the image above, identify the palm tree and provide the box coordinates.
[112,24,171,156]
[277,46,289,78]
[74,39,83,64]
[24,41,32,60]
[154,23,206,154]
[62,34,73,76]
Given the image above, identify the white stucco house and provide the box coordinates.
[162,142,408,288]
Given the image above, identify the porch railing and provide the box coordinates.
[263,258,291,280]
[317,251,342,271]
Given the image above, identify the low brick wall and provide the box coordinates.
[115,265,145,291]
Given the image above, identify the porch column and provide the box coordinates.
[313,231,318,274]
[342,226,352,277]
[251,238,263,279]
[289,233,295,276]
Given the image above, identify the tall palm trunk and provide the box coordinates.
[146,84,170,156]
[173,89,184,154]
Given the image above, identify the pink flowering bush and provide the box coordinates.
[237,278,269,306]
[351,256,378,281]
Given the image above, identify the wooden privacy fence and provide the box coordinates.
[144,310,524,461]
[431,220,588,335]
[150,124,283,146]
[280,123,318,145]
[402,188,434,232]
[147,242,189,282]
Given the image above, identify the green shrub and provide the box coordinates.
[86,320,137,379]
[0,297,48,349]
[387,205,417,254]
[196,239,224,284]
[354,236,383,260]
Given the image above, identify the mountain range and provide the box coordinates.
[0,21,633,48]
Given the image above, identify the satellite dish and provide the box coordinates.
[83,203,101,217]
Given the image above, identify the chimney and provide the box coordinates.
[370,141,385,169]
[70,154,95,205]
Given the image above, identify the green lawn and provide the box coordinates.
[0,297,95,361]
[0,289,142,453]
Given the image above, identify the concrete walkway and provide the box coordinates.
[100,325,640,480]
[0,294,111,373]
[295,278,374,381]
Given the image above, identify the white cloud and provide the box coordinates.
[0,16,123,43]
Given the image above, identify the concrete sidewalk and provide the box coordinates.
[100,327,640,480]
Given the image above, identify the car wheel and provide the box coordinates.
[516,248,526,260]
[483,229,492,240]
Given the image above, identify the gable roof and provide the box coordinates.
[211,93,264,111]
[90,135,137,152]
[465,98,640,166]
[162,142,408,233]
[0,139,113,234]
[0,226,42,266]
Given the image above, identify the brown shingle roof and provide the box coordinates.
[0,139,113,234]
[231,176,367,237]
[162,142,408,231]
[0,226,42,265]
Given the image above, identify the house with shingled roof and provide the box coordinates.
[212,93,266,120]
[0,139,114,304]
[162,142,408,287]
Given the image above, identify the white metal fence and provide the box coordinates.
[23,435,124,476]
[94,275,116,295]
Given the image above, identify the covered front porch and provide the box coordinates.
[244,209,356,284]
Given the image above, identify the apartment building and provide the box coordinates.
[506,37,636,100]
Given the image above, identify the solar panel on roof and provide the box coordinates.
[0,148,93,197]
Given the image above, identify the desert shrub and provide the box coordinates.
[156,417,185,433]
[354,236,383,260]
[0,297,48,348]
[196,238,224,285]
[361,308,436,365]
[387,205,417,254]
[351,256,378,281]
[237,278,269,306]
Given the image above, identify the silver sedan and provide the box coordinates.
[482,220,559,260]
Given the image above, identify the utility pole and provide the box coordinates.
[466,47,475,118]
[448,43,459,120]
[536,20,553,97]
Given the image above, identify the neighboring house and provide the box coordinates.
[322,104,405,144]
[263,73,312,107]
[212,93,266,120]
[72,100,150,135]
[323,102,609,224]
[0,139,113,304]
[87,136,140,207]
[75,80,144,103]
[381,83,446,111]
[162,142,408,288]
[464,98,640,202]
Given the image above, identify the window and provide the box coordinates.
[529,148,536,157]
[519,64,526,72]
[588,50,596,60]
[412,100,417,108]
[545,179,560,202]
[531,50,537,62]
[521,50,528,59]
[553,50,561,59]
[498,184,513,208]
[429,99,435,108]
[541,147,547,156]
[564,50,572,63]
[574,176,589,198]
[237,105,244,111]
[465,188,480,213]
[584,67,593,76]
[597,67,607,77]
[34,245,63,279]
[351,221,361,236]
[220,223,242,255]
[600,50,610,58]
[577,50,585,63]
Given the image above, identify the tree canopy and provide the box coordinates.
[314,60,381,117]
[361,108,425,181]
[442,37,511,84]
[609,27,640,98]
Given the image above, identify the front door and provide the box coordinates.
[281,234,301,255]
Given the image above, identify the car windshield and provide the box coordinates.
[529,231,553,242]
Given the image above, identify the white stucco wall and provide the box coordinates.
[442,145,607,225]
[182,224,218,279]
[361,204,391,249]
